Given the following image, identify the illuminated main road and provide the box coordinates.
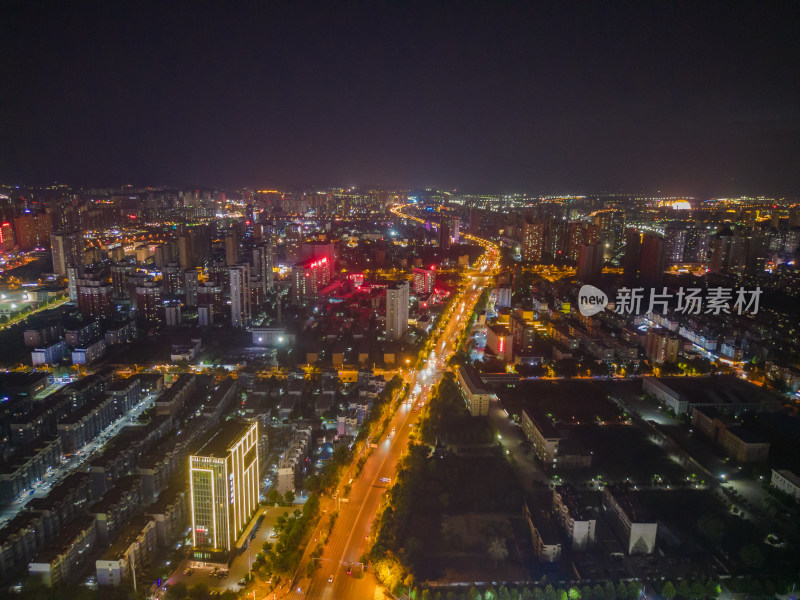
[283,205,499,600]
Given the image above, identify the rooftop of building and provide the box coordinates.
[58,394,112,425]
[100,516,155,560]
[526,504,561,544]
[0,511,40,540]
[458,365,489,396]
[724,425,767,445]
[147,482,186,515]
[27,473,90,511]
[522,406,561,439]
[208,378,236,404]
[31,515,96,564]
[774,469,800,487]
[604,483,653,523]
[134,372,164,384]
[9,392,68,425]
[89,475,141,513]
[488,323,511,335]
[107,377,139,392]
[0,371,50,392]
[554,484,590,520]
[652,375,776,407]
[691,405,733,422]
[293,256,329,269]
[67,372,109,393]
[193,419,255,459]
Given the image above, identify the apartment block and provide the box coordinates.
[771,469,800,499]
[521,408,561,465]
[96,516,158,586]
[553,484,596,550]
[601,484,657,555]
[276,426,312,494]
[523,503,561,563]
[28,516,97,587]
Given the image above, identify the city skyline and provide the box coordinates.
[1,3,799,599]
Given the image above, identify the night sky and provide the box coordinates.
[1,2,798,196]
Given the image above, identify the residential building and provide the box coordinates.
[645,328,680,364]
[291,257,331,305]
[229,264,251,328]
[77,281,113,320]
[521,218,544,263]
[576,242,603,283]
[771,469,800,499]
[553,485,596,550]
[28,516,97,587]
[31,340,69,366]
[385,280,410,341]
[496,285,512,308]
[251,327,293,347]
[521,408,561,466]
[455,365,493,416]
[412,267,436,295]
[95,516,158,586]
[602,484,657,555]
[276,426,312,495]
[523,503,561,562]
[50,230,83,277]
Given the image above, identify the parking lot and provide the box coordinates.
[165,506,292,593]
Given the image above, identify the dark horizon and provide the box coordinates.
[2,2,799,197]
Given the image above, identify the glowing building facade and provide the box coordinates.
[190,420,259,563]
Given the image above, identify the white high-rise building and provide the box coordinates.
[252,243,274,294]
[229,264,251,328]
[385,280,410,341]
[66,266,80,301]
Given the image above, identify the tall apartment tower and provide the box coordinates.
[178,234,194,269]
[135,282,164,328]
[225,232,239,267]
[412,267,436,294]
[450,217,461,244]
[229,264,251,328]
[67,265,80,300]
[78,280,113,320]
[639,233,666,287]
[521,218,544,263]
[622,229,642,285]
[385,280,410,341]
[252,243,274,294]
[301,241,335,276]
[285,224,303,264]
[190,420,259,562]
[184,269,199,307]
[576,242,603,283]
[439,218,451,251]
[50,230,83,276]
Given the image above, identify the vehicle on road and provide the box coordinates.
[380,477,391,483]
[328,576,334,583]
[346,567,352,576]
